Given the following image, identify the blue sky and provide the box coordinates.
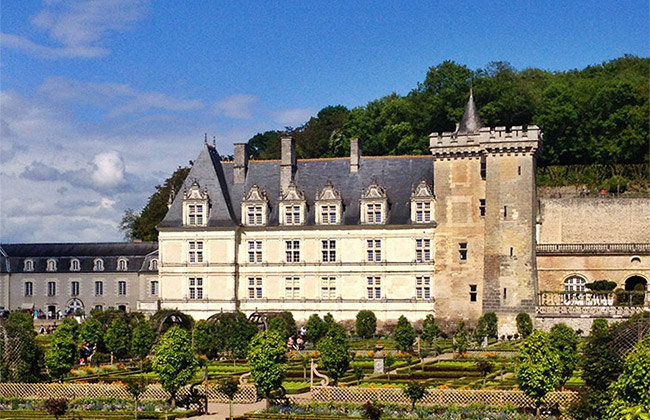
[1,0,648,242]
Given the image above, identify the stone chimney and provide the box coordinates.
[233,143,248,184]
[350,138,361,173]
[280,136,296,193]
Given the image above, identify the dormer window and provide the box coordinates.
[93,258,104,271]
[411,180,435,224]
[279,182,306,226]
[70,259,80,271]
[182,180,210,227]
[315,181,342,225]
[24,259,34,272]
[150,259,158,271]
[242,185,269,226]
[360,179,388,225]
[117,258,128,271]
[46,259,57,272]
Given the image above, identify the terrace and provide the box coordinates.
[537,290,650,316]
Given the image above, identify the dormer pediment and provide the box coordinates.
[362,179,387,200]
[244,185,268,203]
[280,182,306,202]
[183,180,209,201]
[411,180,434,199]
[316,181,341,201]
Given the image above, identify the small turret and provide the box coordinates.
[457,90,482,135]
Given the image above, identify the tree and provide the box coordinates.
[473,316,489,347]
[152,326,198,407]
[482,312,499,339]
[516,313,534,338]
[132,320,156,360]
[192,320,217,359]
[516,330,561,417]
[317,323,350,385]
[247,330,286,403]
[453,321,469,355]
[384,353,396,381]
[45,329,78,381]
[213,312,258,359]
[394,315,416,352]
[421,314,440,346]
[305,314,327,344]
[79,318,104,351]
[217,378,240,420]
[323,313,336,333]
[356,310,377,339]
[404,381,427,411]
[105,318,132,360]
[582,319,623,392]
[268,312,296,340]
[7,312,34,335]
[3,316,43,382]
[124,377,148,419]
[605,337,650,419]
[56,318,79,341]
[352,363,364,385]
[549,323,579,388]
[476,359,495,388]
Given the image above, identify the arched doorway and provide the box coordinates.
[625,275,647,291]
[66,298,84,315]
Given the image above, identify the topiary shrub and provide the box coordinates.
[356,310,377,339]
[516,313,533,338]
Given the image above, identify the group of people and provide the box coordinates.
[79,342,96,366]
[287,325,307,351]
[30,308,76,320]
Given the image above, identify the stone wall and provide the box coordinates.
[538,198,650,243]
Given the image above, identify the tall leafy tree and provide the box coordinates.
[549,323,579,388]
[79,318,104,351]
[247,330,286,403]
[421,314,440,346]
[45,329,78,381]
[393,315,416,352]
[132,320,156,360]
[152,326,198,407]
[317,323,350,385]
[105,318,132,359]
[517,330,561,417]
[213,312,258,359]
[355,310,377,339]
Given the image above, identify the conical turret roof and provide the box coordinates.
[457,90,482,135]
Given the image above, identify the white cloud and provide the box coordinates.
[91,151,125,188]
[1,0,149,59]
[212,94,259,119]
[272,107,316,127]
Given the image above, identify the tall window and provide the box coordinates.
[47,259,57,272]
[367,277,381,299]
[459,243,468,261]
[479,199,486,217]
[367,239,381,262]
[321,277,336,299]
[322,240,336,262]
[24,259,34,271]
[480,156,486,180]
[285,240,300,263]
[24,281,33,297]
[469,284,477,302]
[71,281,79,296]
[189,277,203,299]
[247,205,263,225]
[118,281,127,296]
[285,277,300,299]
[415,202,431,222]
[95,281,104,296]
[416,238,431,262]
[320,205,338,224]
[366,203,383,224]
[416,276,431,299]
[47,281,56,296]
[189,241,204,263]
[117,258,128,271]
[564,276,586,292]
[150,280,159,296]
[150,259,158,270]
[70,259,80,271]
[188,204,204,225]
[284,205,301,225]
[248,240,262,263]
[248,277,263,299]
[94,259,104,271]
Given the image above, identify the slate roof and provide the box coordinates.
[0,242,158,274]
[159,144,434,228]
[457,90,482,135]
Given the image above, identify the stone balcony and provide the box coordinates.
[537,291,650,317]
[537,243,650,255]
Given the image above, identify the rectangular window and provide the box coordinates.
[189,277,203,300]
[284,205,301,225]
[470,284,477,302]
[366,203,382,224]
[285,240,300,263]
[479,199,486,217]
[367,239,382,262]
[459,242,468,261]
[95,281,103,296]
[321,277,336,299]
[118,281,127,296]
[367,277,382,299]
[47,281,56,296]
[71,281,79,296]
[24,281,33,297]
[247,205,263,225]
[189,241,204,263]
[416,276,431,299]
[321,240,336,262]
[518,166,521,176]
[415,202,431,222]
[248,277,263,299]
[510,247,514,257]
[480,156,486,180]
[285,277,300,299]
[503,287,507,300]
[415,238,431,262]
[321,205,337,224]
[503,206,508,218]
[248,240,262,263]
[188,204,204,225]
[150,280,159,296]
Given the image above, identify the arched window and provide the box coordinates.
[70,259,80,271]
[150,259,158,271]
[93,259,104,271]
[46,259,57,272]
[564,275,586,292]
[24,259,34,272]
[117,258,128,271]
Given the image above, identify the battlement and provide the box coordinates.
[429,125,541,157]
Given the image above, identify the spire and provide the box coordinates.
[457,89,482,135]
